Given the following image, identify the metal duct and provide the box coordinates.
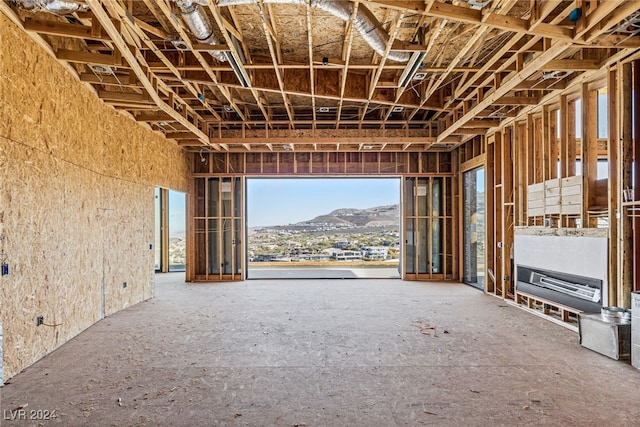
[173,0,227,62]
[217,0,412,63]
[12,0,89,15]
[467,0,492,9]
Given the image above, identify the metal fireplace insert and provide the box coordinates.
[516,265,603,313]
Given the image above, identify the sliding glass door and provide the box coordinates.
[403,177,444,280]
[154,188,186,272]
[463,167,485,289]
[192,177,244,281]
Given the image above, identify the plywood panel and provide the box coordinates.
[0,16,190,381]
[527,176,583,217]
[561,185,582,196]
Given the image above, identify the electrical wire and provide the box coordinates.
[41,322,63,327]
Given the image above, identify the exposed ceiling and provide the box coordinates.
[3,0,640,153]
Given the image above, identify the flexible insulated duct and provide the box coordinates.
[173,0,228,62]
[12,0,89,15]
[217,0,412,63]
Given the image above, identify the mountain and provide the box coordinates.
[297,204,399,228]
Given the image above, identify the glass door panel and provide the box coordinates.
[221,177,233,217]
[403,177,444,279]
[405,218,415,275]
[207,178,219,217]
[222,218,233,275]
[431,218,442,273]
[417,178,428,217]
[168,190,186,272]
[463,167,485,289]
[234,218,242,276]
[417,218,429,274]
[154,188,161,270]
[194,219,207,276]
[208,218,220,275]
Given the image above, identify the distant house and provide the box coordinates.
[361,246,389,260]
[252,254,290,262]
[330,249,362,261]
[252,254,273,262]
[334,240,350,249]
[296,254,331,262]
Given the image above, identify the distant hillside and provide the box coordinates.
[298,204,399,228]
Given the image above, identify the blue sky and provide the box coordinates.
[168,190,186,234]
[248,178,400,227]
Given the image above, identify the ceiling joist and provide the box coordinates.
[2,0,640,151]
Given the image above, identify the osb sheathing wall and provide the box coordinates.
[0,15,191,381]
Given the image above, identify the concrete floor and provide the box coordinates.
[1,274,639,426]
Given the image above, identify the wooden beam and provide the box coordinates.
[210,136,438,145]
[411,25,489,120]
[135,113,173,122]
[56,49,121,66]
[501,127,514,298]
[514,122,524,226]
[165,132,198,139]
[86,0,211,145]
[548,106,559,180]
[437,41,571,143]
[80,72,142,87]
[97,91,152,105]
[534,116,543,183]
[559,95,568,178]
[201,79,445,112]
[451,128,487,135]
[607,66,618,306]
[253,0,294,122]
[424,1,574,41]
[486,134,496,295]
[462,120,501,128]
[336,1,359,129]
[526,114,534,187]
[306,0,317,125]
[633,60,640,297]
[208,3,270,120]
[24,17,110,41]
[541,59,602,71]
[513,79,567,90]
[542,105,551,181]
[567,99,577,178]
[151,0,245,120]
[581,82,598,226]
[620,62,634,306]
[493,97,540,105]
[580,1,640,43]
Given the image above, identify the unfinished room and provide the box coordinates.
[1,0,640,425]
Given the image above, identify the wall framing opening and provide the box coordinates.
[155,188,187,273]
[246,177,401,280]
[187,151,458,282]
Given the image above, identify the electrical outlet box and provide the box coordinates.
[36,316,44,326]
[413,72,428,81]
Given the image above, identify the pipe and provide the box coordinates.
[173,0,227,62]
[12,0,89,15]
[467,0,492,9]
[217,0,412,63]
